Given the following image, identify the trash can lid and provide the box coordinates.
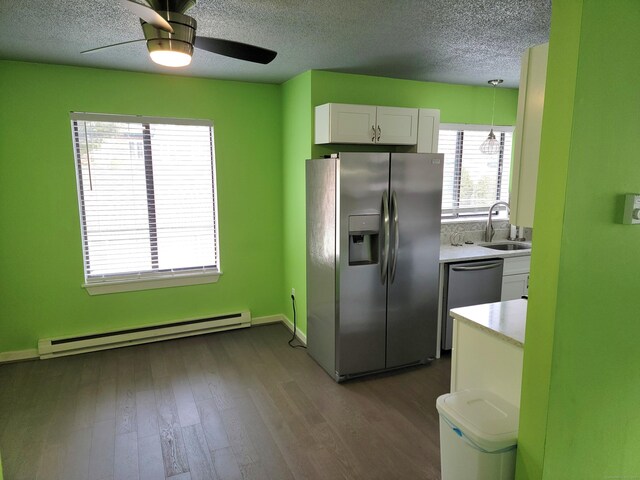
[436,389,519,452]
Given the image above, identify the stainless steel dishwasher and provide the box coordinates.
[441,258,504,350]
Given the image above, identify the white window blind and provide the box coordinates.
[70,113,220,286]
[439,124,513,218]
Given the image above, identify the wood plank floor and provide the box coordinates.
[0,324,450,480]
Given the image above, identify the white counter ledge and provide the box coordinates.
[449,299,527,347]
[449,299,527,406]
[439,242,532,263]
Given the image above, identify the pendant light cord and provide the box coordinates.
[490,83,496,128]
[488,79,503,128]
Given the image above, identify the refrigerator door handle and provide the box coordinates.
[390,190,399,283]
[380,190,390,284]
[451,262,503,271]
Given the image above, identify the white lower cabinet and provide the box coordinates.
[501,273,529,301]
[501,256,531,301]
[451,318,524,407]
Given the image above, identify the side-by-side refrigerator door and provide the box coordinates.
[386,153,444,367]
[337,152,390,377]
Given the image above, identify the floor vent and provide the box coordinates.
[38,311,251,359]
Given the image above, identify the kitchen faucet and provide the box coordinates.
[484,201,510,242]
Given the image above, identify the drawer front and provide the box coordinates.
[503,255,531,275]
[501,273,529,301]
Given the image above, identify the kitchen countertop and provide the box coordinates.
[449,299,527,347]
[439,241,532,263]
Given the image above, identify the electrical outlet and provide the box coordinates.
[291,288,295,297]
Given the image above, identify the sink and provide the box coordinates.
[479,242,530,251]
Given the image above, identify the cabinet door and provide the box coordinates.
[416,108,441,153]
[501,273,529,301]
[376,107,419,145]
[510,43,548,227]
[503,255,531,275]
[326,104,377,144]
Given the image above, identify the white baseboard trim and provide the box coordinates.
[281,314,307,345]
[1,313,306,363]
[251,315,285,326]
[0,348,39,364]
[252,314,307,345]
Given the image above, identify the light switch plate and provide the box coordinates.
[622,194,640,224]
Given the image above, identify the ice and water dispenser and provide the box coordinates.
[348,215,380,266]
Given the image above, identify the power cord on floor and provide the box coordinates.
[288,294,306,349]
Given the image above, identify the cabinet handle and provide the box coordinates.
[377,125,381,141]
[371,125,376,142]
[451,262,503,271]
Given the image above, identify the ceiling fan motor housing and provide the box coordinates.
[142,11,197,57]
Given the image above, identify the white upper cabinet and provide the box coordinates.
[416,108,441,154]
[375,106,419,144]
[315,103,418,145]
[315,103,377,144]
[510,43,549,228]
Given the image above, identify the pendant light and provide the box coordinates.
[480,79,504,155]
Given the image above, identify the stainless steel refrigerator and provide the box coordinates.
[306,152,444,382]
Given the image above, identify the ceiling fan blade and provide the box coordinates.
[81,39,146,54]
[194,37,277,64]
[118,0,174,33]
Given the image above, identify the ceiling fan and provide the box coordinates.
[82,0,277,68]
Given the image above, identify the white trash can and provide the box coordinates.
[436,389,519,480]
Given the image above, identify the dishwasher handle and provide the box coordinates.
[451,262,503,272]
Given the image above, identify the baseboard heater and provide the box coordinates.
[38,311,251,359]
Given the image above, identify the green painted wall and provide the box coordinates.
[281,72,313,329]
[515,1,583,478]
[311,70,518,158]
[310,70,517,122]
[517,1,640,479]
[0,61,518,351]
[0,60,283,353]
[282,70,518,335]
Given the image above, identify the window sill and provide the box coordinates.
[83,271,221,295]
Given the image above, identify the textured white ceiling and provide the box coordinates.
[0,0,551,87]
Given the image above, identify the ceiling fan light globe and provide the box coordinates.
[147,38,193,67]
[150,49,192,67]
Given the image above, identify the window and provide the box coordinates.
[439,124,514,218]
[71,113,220,294]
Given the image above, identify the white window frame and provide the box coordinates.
[70,112,221,295]
[439,123,515,220]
